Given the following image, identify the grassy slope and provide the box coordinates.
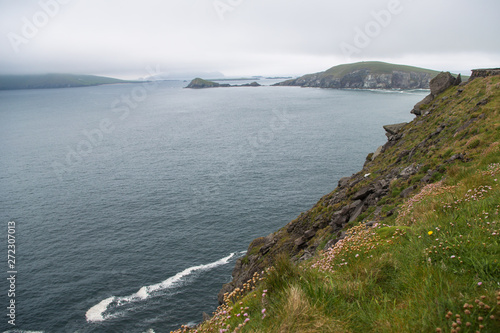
[322,61,442,78]
[174,76,499,333]
[0,73,136,90]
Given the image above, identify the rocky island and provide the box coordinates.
[274,61,448,89]
[185,78,261,89]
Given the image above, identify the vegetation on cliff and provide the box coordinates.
[173,74,500,332]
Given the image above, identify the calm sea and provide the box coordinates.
[0,79,427,332]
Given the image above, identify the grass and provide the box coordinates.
[172,76,500,333]
[322,61,443,78]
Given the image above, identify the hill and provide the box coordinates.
[274,61,462,90]
[0,73,139,90]
[174,71,500,332]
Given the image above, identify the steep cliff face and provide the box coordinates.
[218,71,500,304]
[273,61,440,89]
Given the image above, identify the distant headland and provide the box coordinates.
[0,73,141,90]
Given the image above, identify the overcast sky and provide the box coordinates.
[0,0,499,79]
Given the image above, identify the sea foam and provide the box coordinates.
[85,252,237,322]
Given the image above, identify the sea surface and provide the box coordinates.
[0,79,427,332]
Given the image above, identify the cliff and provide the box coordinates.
[175,71,500,333]
[273,61,443,89]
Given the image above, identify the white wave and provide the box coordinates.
[85,296,115,322]
[85,252,236,323]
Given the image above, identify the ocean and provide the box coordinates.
[0,79,427,332]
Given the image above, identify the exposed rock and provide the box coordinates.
[468,68,500,81]
[352,186,373,200]
[400,185,417,198]
[372,145,384,161]
[411,72,460,116]
[338,177,351,188]
[383,122,407,136]
[399,164,419,178]
[445,153,464,163]
[430,72,457,96]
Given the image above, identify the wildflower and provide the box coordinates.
[244,318,250,323]
[451,255,456,259]
[428,231,433,235]
[478,282,482,286]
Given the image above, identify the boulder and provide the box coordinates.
[411,72,460,116]
[430,72,457,96]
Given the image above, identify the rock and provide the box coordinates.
[430,72,457,96]
[299,250,314,261]
[412,72,460,116]
[445,153,464,163]
[202,312,211,322]
[338,177,351,188]
[330,211,348,227]
[348,202,365,222]
[352,186,373,200]
[304,229,316,239]
[468,68,500,82]
[294,236,307,247]
[476,98,489,106]
[411,94,434,115]
[399,165,419,178]
[372,145,384,160]
[383,123,407,135]
[400,185,416,198]
[324,239,339,250]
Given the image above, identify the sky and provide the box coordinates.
[0,0,499,79]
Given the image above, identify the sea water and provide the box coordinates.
[0,80,427,332]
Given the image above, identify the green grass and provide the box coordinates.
[322,61,443,78]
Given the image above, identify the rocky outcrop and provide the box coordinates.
[411,72,461,116]
[186,78,228,89]
[468,68,500,81]
[186,78,261,89]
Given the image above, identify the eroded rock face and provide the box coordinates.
[275,71,432,89]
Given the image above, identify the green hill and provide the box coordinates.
[175,72,500,332]
[0,73,139,90]
[323,61,441,78]
[274,61,468,90]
